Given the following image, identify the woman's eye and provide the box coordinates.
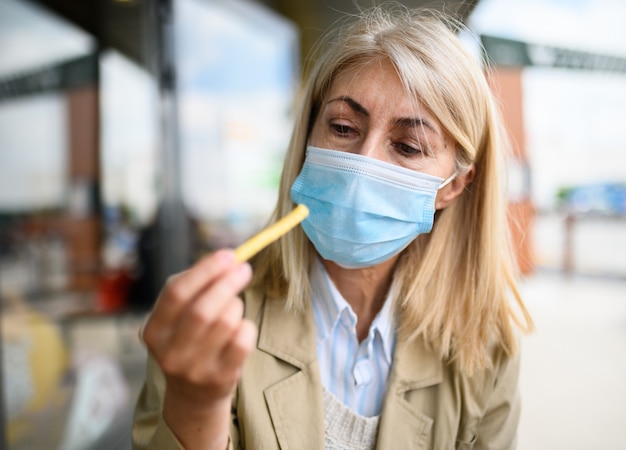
[330,123,354,137]
[394,142,424,156]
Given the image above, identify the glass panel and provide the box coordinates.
[0,1,150,449]
[0,94,67,212]
[0,0,299,448]
[175,0,299,247]
[0,0,94,78]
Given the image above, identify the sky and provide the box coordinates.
[469,0,626,57]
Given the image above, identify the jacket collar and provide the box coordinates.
[257,294,318,369]
[257,295,325,449]
[256,293,443,449]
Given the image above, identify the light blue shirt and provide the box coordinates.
[310,258,397,417]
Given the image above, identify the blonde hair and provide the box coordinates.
[251,3,533,374]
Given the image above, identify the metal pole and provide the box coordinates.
[143,0,191,291]
[0,263,8,449]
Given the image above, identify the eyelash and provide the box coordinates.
[394,142,425,157]
[330,123,354,137]
[329,122,426,157]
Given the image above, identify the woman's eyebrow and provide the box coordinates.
[327,96,440,137]
[393,117,440,137]
[326,96,369,117]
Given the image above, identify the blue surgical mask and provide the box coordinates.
[290,146,456,268]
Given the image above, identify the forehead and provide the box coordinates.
[324,58,440,125]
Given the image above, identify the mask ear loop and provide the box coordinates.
[438,173,457,190]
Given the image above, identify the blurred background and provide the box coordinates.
[0,0,624,448]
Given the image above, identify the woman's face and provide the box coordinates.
[309,58,457,180]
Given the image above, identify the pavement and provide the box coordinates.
[517,270,626,450]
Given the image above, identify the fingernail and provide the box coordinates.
[238,262,253,278]
[216,249,236,264]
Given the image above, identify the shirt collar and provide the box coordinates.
[310,257,396,364]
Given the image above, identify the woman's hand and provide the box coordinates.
[142,249,257,450]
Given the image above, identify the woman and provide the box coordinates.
[132,4,534,449]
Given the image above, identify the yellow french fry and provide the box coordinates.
[234,204,309,262]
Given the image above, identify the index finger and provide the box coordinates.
[152,249,240,318]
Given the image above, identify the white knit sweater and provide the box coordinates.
[323,387,380,450]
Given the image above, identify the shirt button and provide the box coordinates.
[354,359,373,387]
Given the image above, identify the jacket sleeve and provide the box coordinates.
[131,356,186,450]
[474,345,522,450]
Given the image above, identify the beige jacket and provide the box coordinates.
[132,288,521,450]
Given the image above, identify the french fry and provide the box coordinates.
[234,204,309,262]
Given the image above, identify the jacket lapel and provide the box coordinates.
[376,336,443,449]
[253,292,444,450]
[257,296,325,450]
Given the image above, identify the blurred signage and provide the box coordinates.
[0,54,97,101]
[481,35,626,73]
